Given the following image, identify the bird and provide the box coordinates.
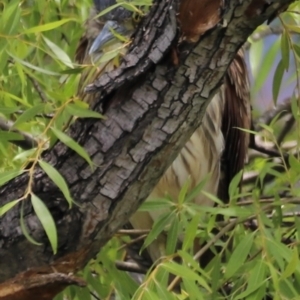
[75,0,135,105]
[76,0,251,266]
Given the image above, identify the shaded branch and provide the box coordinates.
[0,0,294,292]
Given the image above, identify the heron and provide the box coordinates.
[76,0,251,265]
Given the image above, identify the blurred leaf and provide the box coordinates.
[0,199,20,217]
[20,202,42,246]
[13,104,45,129]
[280,31,290,71]
[51,127,93,168]
[166,217,179,255]
[65,103,105,119]
[272,59,285,105]
[31,193,57,254]
[225,233,254,279]
[23,19,76,34]
[0,169,24,186]
[43,36,74,68]
[143,211,174,250]
[39,160,73,208]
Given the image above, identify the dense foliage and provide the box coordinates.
[1,0,300,299]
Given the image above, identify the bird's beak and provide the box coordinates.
[89,21,128,55]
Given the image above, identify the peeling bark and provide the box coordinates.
[0,0,294,296]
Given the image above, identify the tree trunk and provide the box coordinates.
[0,0,294,298]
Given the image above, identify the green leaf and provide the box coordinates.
[225,233,254,279]
[0,199,20,216]
[281,31,290,71]
[65,103,105,119]
[289,155,300,173]
[229,170,243,203]
[39,160,73,208]
[9,54,61,76]
[51,127,93,169]
[282,247,299,279]
[182,277,205,300]
[139,198,174,211]
[143,211,174,251]
[31,193,58,254]
[0,169,24,186]
[163,261,211,292]
[43,36,74,69]
[252,38,280,94]
[185,175,210,203]
[23,19,76,34]
[272,59,285,105]
[235,260,266,299]
[20,203,42,246]
[182,214,200,251]
[166,218,179,255]
[13,103,45,129]
[178,178,190,204]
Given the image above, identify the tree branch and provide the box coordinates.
[0,0,294,292]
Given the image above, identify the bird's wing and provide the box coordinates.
[218,49,251,201]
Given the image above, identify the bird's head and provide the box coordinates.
[89,0,135,57]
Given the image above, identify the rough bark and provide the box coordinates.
[0,0,295,297]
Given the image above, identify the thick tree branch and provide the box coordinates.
[0,0,294,293]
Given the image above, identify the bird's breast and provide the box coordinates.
[148,92,224,222]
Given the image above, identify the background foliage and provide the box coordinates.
[2,0,300,299]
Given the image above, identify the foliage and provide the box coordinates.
[1,0,300,299]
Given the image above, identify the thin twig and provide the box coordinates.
[115,260,148,274]
[254,98,291,130]
[118,234,148,251]
[26,73,48,103]
[118,229,150,235]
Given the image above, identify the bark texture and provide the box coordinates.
[0,0,295,298]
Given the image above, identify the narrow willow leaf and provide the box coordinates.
[272,59,285,105]
[282,247,299,279]
[142,211,174,250]
[20,203,42,246]
[178,178,190,204]
[229,170,243,203]
[185,175,210,203]
[31,193,57,254]
[225,233,254,279]
[281,31,290,71]
[253,38,280,94]
[65,103,105,119]
[0,199,20,216]
[39,160,73,207]
[166,218,179,255]
[289,155,300,173]
[51,127,93,168]
[0,131,24,141]
[43,36,74,68]
[183,277,204,300]
[0,169,24,186]
[10,54,61,75]
[249,38,264,79]
[163,262,211,292]
[235,260,266,299]
[13,103,45,128]
[23,18,76,34]
[95,3,122,18]
[182,214,200,251]
[155,280,175,300]
[139,198,173,211]
[177,250,202,272]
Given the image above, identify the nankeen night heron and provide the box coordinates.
[76,0,251,265]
